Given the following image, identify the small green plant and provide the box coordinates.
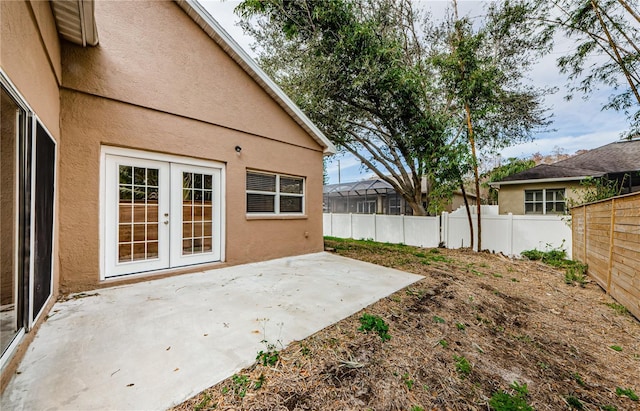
[493,273,503,278]
[439,339,449,348]
[358,313,391,341]
[453,355,471,377]
[572,373,586,387]
[610,345,623,352]
[616,387,639,401]
[489,381,532,411]
[566,396,583,409]
[456,322,466,331]
[565,265,588,287]
[253,373,266,390]
[511,278,519,282]
[411,406,425,411]
[193,393,212,411]
[300,344,311,356]
[402,373,415,390]
[231,374,250,398]
[538,361,549,370]
[432,316,445,324]
[605,302,628,315]
[256,340,280,366]
[601,406,617,411]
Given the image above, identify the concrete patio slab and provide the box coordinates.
[1,252,422,410]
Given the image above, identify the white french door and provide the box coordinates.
[104,154,222,278]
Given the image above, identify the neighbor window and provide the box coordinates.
[524,188,565,214]
[246,171,304,214]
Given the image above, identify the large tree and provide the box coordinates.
[237,0,451,216]
[532,0,640,136]
[237,0,551,228]
[431,0,551,249]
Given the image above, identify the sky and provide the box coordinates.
[201,0,630,184]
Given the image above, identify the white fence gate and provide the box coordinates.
[324,205,572,258]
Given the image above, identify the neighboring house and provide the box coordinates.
[0,0,334,388]
[323,179,476,215]
[490,139,640,215]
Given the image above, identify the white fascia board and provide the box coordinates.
[489,176,592,188]
[178,0,336,155]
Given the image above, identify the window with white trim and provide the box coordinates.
[524,188,565,214]
[246,171,305,214]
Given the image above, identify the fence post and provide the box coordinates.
[374,214,378,242]
[349,213,353,239]
[606,198,616,294]
[508,213,514,256]
[329,213,333,236]
[402,214,406,245]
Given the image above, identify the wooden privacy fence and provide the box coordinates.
[572,192,640,320]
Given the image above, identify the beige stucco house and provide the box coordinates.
[1,0,335,389]
[490,140,640,215]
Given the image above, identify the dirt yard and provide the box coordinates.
[173,238,640,411]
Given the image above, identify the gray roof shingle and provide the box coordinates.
[498,139,640,183]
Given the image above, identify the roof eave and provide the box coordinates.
[176,0,336,155]
[50,0,99,47]
[489,175,597,188]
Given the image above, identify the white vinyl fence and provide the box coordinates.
[324,205,572,258]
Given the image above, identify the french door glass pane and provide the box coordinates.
[118,166,160,262]
[182,172,213,255]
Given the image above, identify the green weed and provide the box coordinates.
[566,396,583,409]
[411,406,425,411]
[402,373,415,390]
[616,387,638,401]
[432,316,445,324]
[572,373,586,387]
[610,345,623,352]
[439,339,449,348]
[358,313,391,341]
[456,322,466,331]
[605,302,628,315]
[231,374,250,398]
[453,355,471,377]
[256,341,280,367]
[489,381,532,411]
[193,393,212,411]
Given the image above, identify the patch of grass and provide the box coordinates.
[489,381,532,411]
[492,273,503,278]
[358,313,391,341]
[521,246,588,285]
[609,345,623,352]
[300,344,311,356]
[566,395,583,409]
[601,406,617,411]
[605,302,628,315]
[411,406,425,411]
[432,315,446,324]
[616,387,638,401]
[456,322,466,331]
[511,278,519,282]
[439,339,449,348]
[453,355,471,377]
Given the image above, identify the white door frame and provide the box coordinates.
[100,147,226,280]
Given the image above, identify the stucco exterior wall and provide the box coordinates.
[0,0,61,392]
[497,181,585,215]
[58,1,325,292]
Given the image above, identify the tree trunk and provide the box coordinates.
[460,180,474,249]
[465,103,482,251]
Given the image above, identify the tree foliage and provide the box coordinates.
[236,0,551,221]
[532,0,640,136]
[482,157,537,204]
